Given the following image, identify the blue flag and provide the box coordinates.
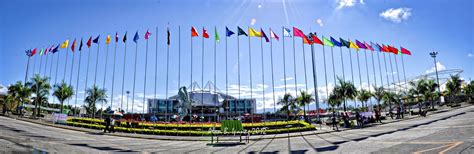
[283,27,291,37]
[330,37,342,47]
[133,31,139,43]
[226,27,234,37]
[93,35,100,44]
[371,42,381,51]
[51,45,59,53]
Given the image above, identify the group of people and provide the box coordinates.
[104,116,116,133]
[330,105,386,131]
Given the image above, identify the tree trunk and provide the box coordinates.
[60,101,64,114]
[431,97,434,109]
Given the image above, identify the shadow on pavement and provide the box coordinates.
[68,143,137,152]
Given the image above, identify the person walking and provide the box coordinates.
[355,112,362,128]
[110,116,115,133]
[332,110,339,131]
[104,117,110,133]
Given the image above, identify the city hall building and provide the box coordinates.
[148,82,256,121]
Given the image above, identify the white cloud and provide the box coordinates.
[316,19,323,27]
[468,53,473,58]
[0,84,7,95]
[379,7,412,23]
[258,4,262,8]
[425,62,446,74]
[279,77,294,81]
[359,0,365,4]
[250,18,257,26]
[336,0,357,9]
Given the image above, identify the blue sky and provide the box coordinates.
[1,0,473,113]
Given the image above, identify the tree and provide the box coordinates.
[382,91,399,113]
[53,81,74,114]
[278,93,297,120]
[7,81,32,114]
[424,79,438,109]
[463,81,474,103]
[373,86,385,107]
[357,89,372,111]
[334,77,358,112]
[296,90,314,122]
[83,85,107,118]
[445,75,462,104]
[27,75,51,117]
[328,89,343,123]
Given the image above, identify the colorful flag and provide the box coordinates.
[87,36,92,48]
[283,27,291,37]
[71,39,76,52]
[340,38,350,48]
[31,48,37,56]
[93,35,100,44]
[371,42,381,51]
[330,37,342,47]
[364,42,374,51]
[191,26,199,37]
[133,31,139,43]
[381,44,389,52]
[106,34,111,44]
[400,47,412,55]
[144,30,151,40]
[248,27,261,37]
[51,45,59,53]
[25,49,33,57]
[388,45,399,54]
[115,32,119,42]
[355,40,367,49]
[60,40,69,48]
[39,48,44,56]
[44,47,50,55]
[322,37,334,47]
[215,27,220,43]
[237,27,247,36]
[79,38,83,51]
[203,28,209,38]
[270,29,279,41]
[261,28,269,42]
[349,40,360,50]
[292,27,306,38]
[225,27,234,37]
[303,34,313,44]
[311,33,323,45]
[167,27,170,46]
[123,32,127,43]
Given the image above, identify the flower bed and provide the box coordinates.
[65,117,315,136]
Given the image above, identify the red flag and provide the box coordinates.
[191,26,199,37]
[115,32,119,42]
[203,28,209,38]
[400,47,411,55]
[31,48,37,56]
[71,39,76,52]
[311,33,323,45]
[87,36,92,48]
[382,44,389,52]
[388,45,399,54]
[144,30,151,40]
[292,27,306,38]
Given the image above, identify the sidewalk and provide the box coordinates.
[5,104,467,142]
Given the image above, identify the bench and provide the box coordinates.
[210,120,249,144]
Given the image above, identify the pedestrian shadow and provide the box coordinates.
[315,145,339,152]
[68,143,137,152]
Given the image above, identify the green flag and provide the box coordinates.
[215,27,220,43]
[323,37,334,47]
[39,48,44,56]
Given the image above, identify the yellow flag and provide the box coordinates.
[105,35,111,45]
[248,27,261,37]
[349,40,359,51]
[60,40,69,48]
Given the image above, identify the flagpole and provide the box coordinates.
[401,54,408,92]
[356,50,363,108]
[201,27,205,122]
[371,50,379,106]
[84,44,92,112]
[237,28,241,117]
[383,52,390,92]
[340,47,345,80]
[32,54,37,77]
[49,52,54,85]
[43,51,49,78]
[214,26,217,122]
[166,27,170,122]
[39,51,43,77]
[190,28,194,122]
[131,37,138,115]
[269,28,276,113]
[93,40,100,87]
[377,50,384,90]
[68,46,76,107]
[292,33,298,97]
[310,37,321,121]
[282,27,287,94]
[225,28,229,119]
[302,35,308,117]
[74,44,83,115]
[53,48,61,105]
[330,47,336,92]
[121,35,128,112]
[363,49,372,110]
[388,53,396,93]
[321,36,329,111]
[248,26,253,118]
[143,32,149,119]
[178,26,181,89]
[394,53,402,94]
[102,40,110,110]
[24,55,31,84]
[111,36,118,110]
[259,29,265,120]
[63,46,69,82]
[153,27,159,119]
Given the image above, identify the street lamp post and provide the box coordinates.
[429,51,441,109]
[126,91,130,113]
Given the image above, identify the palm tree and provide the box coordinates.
[53,81,74,114]
[27,75,51,117]
[463,81,474,103]
[357,89,372,111]
[278,93,297,120]
[328,89,343,123]
[334,77,358,112]
[373,86,385,107]
[84,85,107,118]
[7,81,32,115]
[445,75,462,104]
[424,79,438,109]
[296,90,314,122]
[382,91,398,113]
